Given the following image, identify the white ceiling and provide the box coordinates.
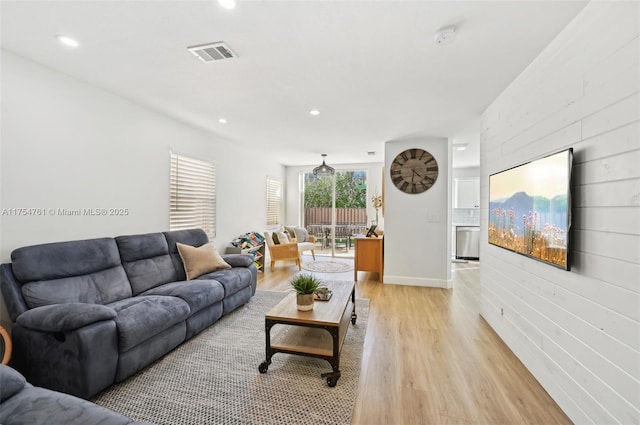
[0,0,587,168]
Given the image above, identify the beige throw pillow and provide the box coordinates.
[177,242,231,280]
[276,231,290,244]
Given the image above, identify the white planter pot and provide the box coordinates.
[296,293,314,311]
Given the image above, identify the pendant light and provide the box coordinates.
[313,154,335,176]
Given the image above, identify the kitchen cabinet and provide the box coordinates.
[454,178,480,208]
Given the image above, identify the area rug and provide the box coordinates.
[301,260,353,273]
[92,288,368,425]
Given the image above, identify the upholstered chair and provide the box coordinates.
[263,231,301,272]
[284,226,316,260]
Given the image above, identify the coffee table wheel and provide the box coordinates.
[258,361,270,373]
[351,313,357,325]
[322,371,340,387]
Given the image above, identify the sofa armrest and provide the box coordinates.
[16,303,116,333]
[0,364,27,402]
[221,254,254,268]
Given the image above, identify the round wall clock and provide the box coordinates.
[390,148,439,194]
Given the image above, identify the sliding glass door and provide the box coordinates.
[302,170,368,257]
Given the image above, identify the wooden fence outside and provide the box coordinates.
[304,207,367,225]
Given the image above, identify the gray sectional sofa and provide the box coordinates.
[0,229,257,399]
[0,364,154,425]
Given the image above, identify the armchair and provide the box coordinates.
[290,235,316,260]
[283,226,316,260]
[264,231,301,272]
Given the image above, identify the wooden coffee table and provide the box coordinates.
[258,281,357,387]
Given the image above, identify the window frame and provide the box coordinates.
[169,152,217,238]
[266,177,283,227]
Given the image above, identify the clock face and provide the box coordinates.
[390,148,439,194]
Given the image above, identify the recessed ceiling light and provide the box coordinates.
[56,35,79,48]
[455,144,468,151]
[217,0,236,10]
[309,109,320,116]
[218,118,227,124]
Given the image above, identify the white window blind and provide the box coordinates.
[170,152,216,237]
[266,178,282,227]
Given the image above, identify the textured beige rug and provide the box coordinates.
[92,289,368,425]
[301,260,353,273]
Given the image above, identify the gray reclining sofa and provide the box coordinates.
[0,229,257,399]
[0,364,154,425]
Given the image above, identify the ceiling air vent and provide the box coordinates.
[187,42,237,63]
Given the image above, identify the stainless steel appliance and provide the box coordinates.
[456,226,479,260]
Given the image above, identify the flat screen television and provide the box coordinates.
[489,148,573,270]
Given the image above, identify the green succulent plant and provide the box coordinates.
[289,273,323,295]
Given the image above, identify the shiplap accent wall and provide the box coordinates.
[480,2,639,424]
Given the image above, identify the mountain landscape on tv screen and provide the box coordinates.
[489,191,568,233]
[489,191,568,268]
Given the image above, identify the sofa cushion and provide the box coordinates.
[198,267,252,297]
[11,238,121,282]
[0,365,26,403]
[221,254,254,268]
[141,280,224,315]
[164,229,210,281]
[177,242,231,280]
[21,266,132,308]
[0,386,143,425]
[116,233,178,295]
[117,232,168,261]
[108,295,190,352]
[298,241,315,253]
[16,303,117,332]
[11,238,133,308]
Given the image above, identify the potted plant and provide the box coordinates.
[289,273,322,311]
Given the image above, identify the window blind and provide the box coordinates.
[266,178,282,227]
[170,152,216,238]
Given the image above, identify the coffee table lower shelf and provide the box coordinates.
[258,291,356,387]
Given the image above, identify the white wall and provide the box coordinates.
[0,51,285,327]
[384,138,452,288]
[480,2,639,424]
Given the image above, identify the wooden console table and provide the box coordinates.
[353,236,383,281]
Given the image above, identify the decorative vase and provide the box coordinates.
[296,293,314,311]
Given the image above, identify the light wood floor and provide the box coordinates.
[257,255,572,425]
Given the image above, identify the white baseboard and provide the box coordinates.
[382,274,452,289]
